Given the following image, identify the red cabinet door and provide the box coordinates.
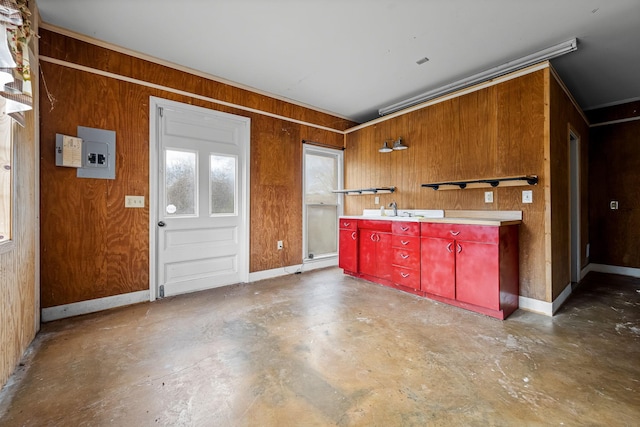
[420,236,455,299]
[359,229,391,280]
[339,228,358,272]
[358,229,378,277]
[455,240,500,310]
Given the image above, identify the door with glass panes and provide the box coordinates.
[156,102,250,297]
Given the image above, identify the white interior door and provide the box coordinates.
[151,99,250,298]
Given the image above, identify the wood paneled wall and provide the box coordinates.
[345,67,591,303]
[548,74,590,300]
[1,4,39,390]
[345,70,549,300]
[39,28,354,308]
[589,104,640,269]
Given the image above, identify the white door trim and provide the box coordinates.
[301,144,344,262]
[569,130,580,284]
[149,97,250,301]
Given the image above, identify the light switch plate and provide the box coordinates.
[125,195,145,208]
[374,196,380,205]
[522,190,533,204]
[484,191,494,203]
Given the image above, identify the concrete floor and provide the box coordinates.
[0,268,639,426]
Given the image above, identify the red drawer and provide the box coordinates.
[391,235,420,251]
[358,219,392,232]
[392,221,420,236]
[392,249,420,270]
[339,218,357,230]
[421,222,499,244]
[392,266,420,290]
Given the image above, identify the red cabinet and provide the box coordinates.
[420,223,519,319]
[338,217,520,320]
[339,219,358,273]
[358,228,392,281]
[391,222,421,290]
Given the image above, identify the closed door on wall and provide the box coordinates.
[151,98,250,298]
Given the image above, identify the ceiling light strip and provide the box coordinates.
[40,55,346,135]
[379,38,577,117]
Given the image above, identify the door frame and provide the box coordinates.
[569,128,581,283]
[148,97,251,301]
[301,143,344,262]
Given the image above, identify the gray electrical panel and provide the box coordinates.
[76,126,116,180]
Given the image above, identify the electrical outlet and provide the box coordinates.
[522,190,533,204]
[125,195,145,208]
[610,201,619,210]
[374,196,380,205]
[484,191,494,203]
[277,240,283,250]
[586,243,590,258]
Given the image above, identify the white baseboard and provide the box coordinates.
[249,257,338,282]
[41,290,150,322]
[519,263,640,317]
[518,281,572,317]
[518,296,553,316]
[586,263,640,278]
[42,260,338,321]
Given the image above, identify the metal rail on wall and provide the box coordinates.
[332,187,396,195]
[421,176,538,190]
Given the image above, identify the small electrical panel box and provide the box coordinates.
[56,126,116,179]
[76,126,116,180]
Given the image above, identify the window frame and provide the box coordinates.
[0,113,15,254]
[302,143,344,262]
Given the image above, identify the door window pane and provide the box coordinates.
[165,149,197,216]
[305,154,337,205]
[307,205,338,257]
[210,154,236,215]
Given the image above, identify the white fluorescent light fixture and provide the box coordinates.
[379,38,578,116]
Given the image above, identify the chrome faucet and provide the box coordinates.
[389,201,397,217]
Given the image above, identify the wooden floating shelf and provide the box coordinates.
[422,176,538,191]
[332,186,396,195]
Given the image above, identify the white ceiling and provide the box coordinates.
[37,0,640,123]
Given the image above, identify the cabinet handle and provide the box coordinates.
[446,242,453,253]
[401,272,410,278]
[401,226,409,231]
[400,254,409,259]
[351,231,357,240]
[371,233,376,242]
[401,240,410,246]
[343,222,350,227]
[457,243,462,253]
[450,230,460,236]
[376,234,381,242]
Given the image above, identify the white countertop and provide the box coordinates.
[341,210,522,226]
